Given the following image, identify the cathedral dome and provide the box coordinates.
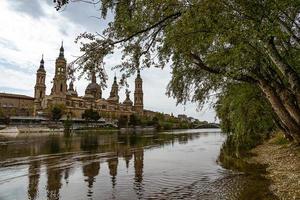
[85,78,102,99]
[123,89,133,106]
[84,70,102,99]
[123,98,133,106]
[86,82,101,91]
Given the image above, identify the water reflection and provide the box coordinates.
[28,159,40,200]
[82,156,100,198]
[0,129,274,200]
[133,148,144,199]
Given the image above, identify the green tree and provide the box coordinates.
[118,115,128,128]
[50,104,65,122]
[216,83,276,154]
[129,114,141,126]
[54,0,300,143]
[82,109,100,122]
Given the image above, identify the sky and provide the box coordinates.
[0,0,217,122]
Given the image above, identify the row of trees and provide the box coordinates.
[118,113,193,130]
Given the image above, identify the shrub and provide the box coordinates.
[50,104,65,122]
[82,109,100,122]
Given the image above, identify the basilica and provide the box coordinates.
[33,43,145,119]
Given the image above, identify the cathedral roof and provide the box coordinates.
[83,93,95,100]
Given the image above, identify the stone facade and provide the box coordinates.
[34,43,144,119]
[0,93,34,116]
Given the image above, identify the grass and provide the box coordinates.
[270,132,290,145]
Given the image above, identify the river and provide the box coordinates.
[0,129,276,200]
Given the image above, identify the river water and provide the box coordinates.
[0,129,276,200]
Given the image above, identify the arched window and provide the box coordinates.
[60,84,63,92]
[40,91,42,98]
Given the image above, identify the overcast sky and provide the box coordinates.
[0,0,217,122]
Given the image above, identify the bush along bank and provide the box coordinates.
[216,83,300,199]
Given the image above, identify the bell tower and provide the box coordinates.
[34,55,46,115]
[34,55,46,101]
[51,42,67,102]
[108,75,119,103]
[134,69,143,114]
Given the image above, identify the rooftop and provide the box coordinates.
[0,93,34,100]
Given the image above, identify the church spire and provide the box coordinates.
[59,41,64,58]
[137,69,141,78]
[69,81,74,91]
[113,73,117,84]
[91,70,96,83]
[39,54,45,70]
[108,74,119,102]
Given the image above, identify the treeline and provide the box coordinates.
[118,113,193,130]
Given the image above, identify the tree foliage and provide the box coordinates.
[118,115,128,128]
[54,0,300,143]
[216,83,275,153]
[82,109,100,121]
[50,104,65,122]
[129,114,141,126]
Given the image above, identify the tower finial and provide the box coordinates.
[69,80,74,90]
[137,68,141,78]
[39,54,44,69]
[91,70,96,83]
[41,54,44,63]
[114,73,117,83]
[59,41,64,58]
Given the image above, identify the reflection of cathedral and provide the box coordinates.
[82,156,100,198]
[28,160,41,200]
[34,43,144,118]
[108,157,119,188]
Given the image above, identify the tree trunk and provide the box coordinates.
[258,80,300,143]
[273,115,294,141]
[264,39,300,104]
[278,89,300,125]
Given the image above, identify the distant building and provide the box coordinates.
[0,93,34,116]
[1,43,183,121]
[33,43,144,119]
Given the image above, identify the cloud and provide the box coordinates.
[0,38,19,51]
[0,86,31,95]
[0,58,35,75]
[7,0,46,19]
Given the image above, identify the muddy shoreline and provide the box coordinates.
[250,138,300,200]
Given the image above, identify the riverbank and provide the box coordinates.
[250,135,300,200]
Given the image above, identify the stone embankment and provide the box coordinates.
[250,137,300,200]
[0,126,63,137]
